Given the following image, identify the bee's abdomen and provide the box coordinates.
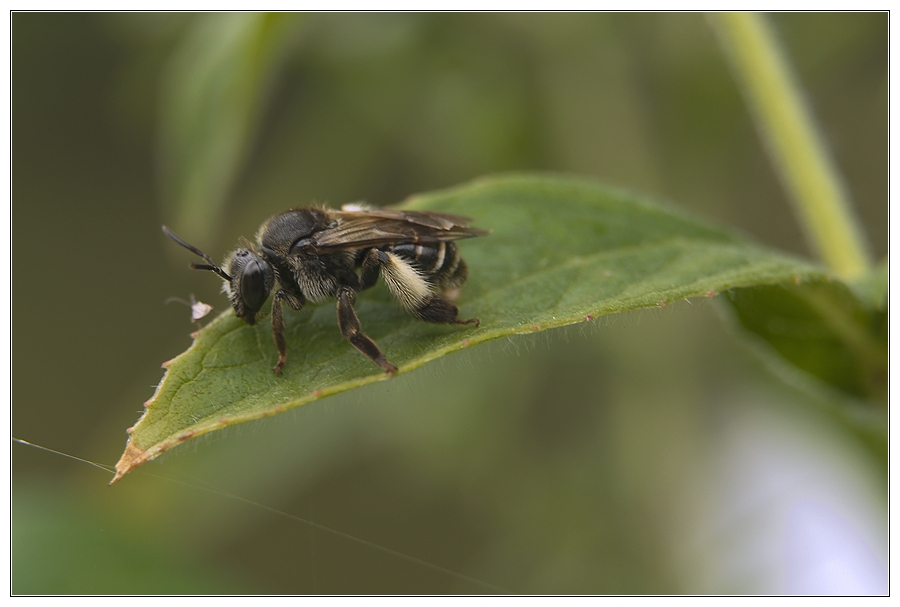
[388,242,467,289]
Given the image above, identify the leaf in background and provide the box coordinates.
[158,13,303,247]
[851,257,889,312]
[12,485,247,594]
[725,279,888,403]
[113,173,837,483]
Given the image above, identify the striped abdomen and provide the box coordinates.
[388,241,468,290]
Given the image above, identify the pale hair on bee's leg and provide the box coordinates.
[375,250,479,326]
[379,251,433,310]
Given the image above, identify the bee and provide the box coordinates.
[162,205,488,375]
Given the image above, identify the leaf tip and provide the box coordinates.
[110,441,149,485]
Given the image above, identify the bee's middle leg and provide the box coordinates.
[336,286,398,375]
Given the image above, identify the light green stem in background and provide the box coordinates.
[708,12,872,281]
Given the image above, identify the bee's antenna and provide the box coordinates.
[162,225,232,282]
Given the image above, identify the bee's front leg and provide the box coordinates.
[336,286,398,375]
[271,289,304,374]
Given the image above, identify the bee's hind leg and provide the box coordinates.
[336,286,398,375]
[373,249,479,327]
[413,294,479,327]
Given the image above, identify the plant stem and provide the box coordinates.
[708,12,872,281]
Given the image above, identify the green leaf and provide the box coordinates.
[851,257,889,312]
[113,173,841,482]
[158,13,303,247]
[725,279,888,402]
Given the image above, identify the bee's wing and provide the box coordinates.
[309,209,489,252]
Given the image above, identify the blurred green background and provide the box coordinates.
[12,13,887,594]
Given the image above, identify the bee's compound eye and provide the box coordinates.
[240,258,268,314]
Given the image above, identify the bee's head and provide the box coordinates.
[162,226,273,325]
[224,248,274,324]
